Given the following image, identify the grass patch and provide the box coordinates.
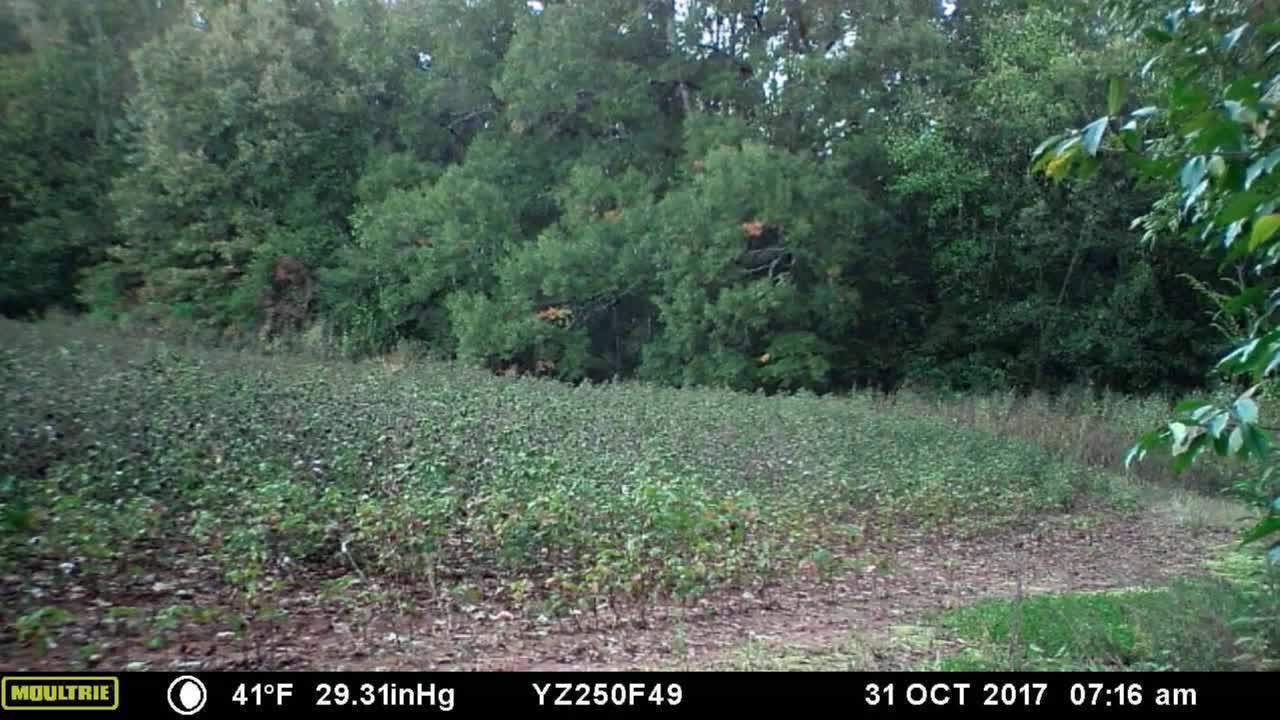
[926,554,1280,670]
[881,387,1237,494]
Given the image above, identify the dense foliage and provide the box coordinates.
[0,0,1232,394]
[1033,0,1280,562]
[0,318,1129,650]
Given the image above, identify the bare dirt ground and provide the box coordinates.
[2,505,1235,672]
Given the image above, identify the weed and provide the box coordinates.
[927,573,1277,670]
[14,607,72,658]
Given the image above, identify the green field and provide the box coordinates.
[1,318,1271,671]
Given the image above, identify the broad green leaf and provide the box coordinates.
[1032,134,1063,160]
[1233,396,1259,424]
[1171,80,1210,110]
[1223,220,1245,249]
[1229,425,1244,454]
[1119,120,1140,151]
[1076,155,1101,182]
[1189,404,1216,422]
[1244,424,1271,459]
[1226,329,1280,373]
[1054,135,1082,154]
[1216,193,1264,225]
[1182,178,1208,214]
[1220,23,1249,52]
[1207,410,1229,439]
[1207,154,1227,180]
[1240,515,1280,545]
[1249,214,1280,251]
[1224,100,1258,125]
[1107,77,1126,115]
[1219,337,1260,370]
[1081,117,1108,157]
[1245,148,1280,190]
[1125,430,1166,468]
[1180,156,1207,192]
[1174,398,1212,414]
[1123,441,1146,468]
[1190,117,1247,152]
[1225,75,1262,102]
[1263,346,1280,376]
[1172,434,1207,470]
[1213,432,1231,456]
[1224,285,1266,314]
[1044,142,1081,181]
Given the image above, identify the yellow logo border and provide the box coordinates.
[1,676,119,711]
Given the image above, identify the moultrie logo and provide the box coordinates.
[1,676,119,711]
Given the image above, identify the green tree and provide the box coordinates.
[889,3,1217,392]
[639,136,878,391]
[1034,0,1280,557]
[95,0,365,331]
[0,0,183,317]
[327,166,519,356]
[449,163,660,379]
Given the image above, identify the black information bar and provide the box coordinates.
[0,672,1257,717]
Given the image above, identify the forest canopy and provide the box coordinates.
[0,0,1237,394]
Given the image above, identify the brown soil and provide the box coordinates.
[0,507,1234,673]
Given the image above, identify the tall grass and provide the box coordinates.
[876,386,1237,494]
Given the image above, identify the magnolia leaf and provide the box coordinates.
[1263,347,1280,376]
[1081,117,1108,156]
[1224,100,1258,125]
[1245,148,1280,190]
[1124,442,1146,468]
[1207,410,1229,439]
[1221,23,1249,52]
[1032,134,1063,160]
[1216,193,1265,224]
[1233,396,1259,425]
[1182,178,1208,214]
[1108,77,1126,115]
[1229,425,1245,454]
[1180,156,1207,192]
[1174,398,1212,414]
[1225,75,1262,102]
[1250,214,1280,251]
[1207,154,1227,180]
[1244,424,1272,459]
[1224,220,1245,249]
[1219,337,1260,371]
